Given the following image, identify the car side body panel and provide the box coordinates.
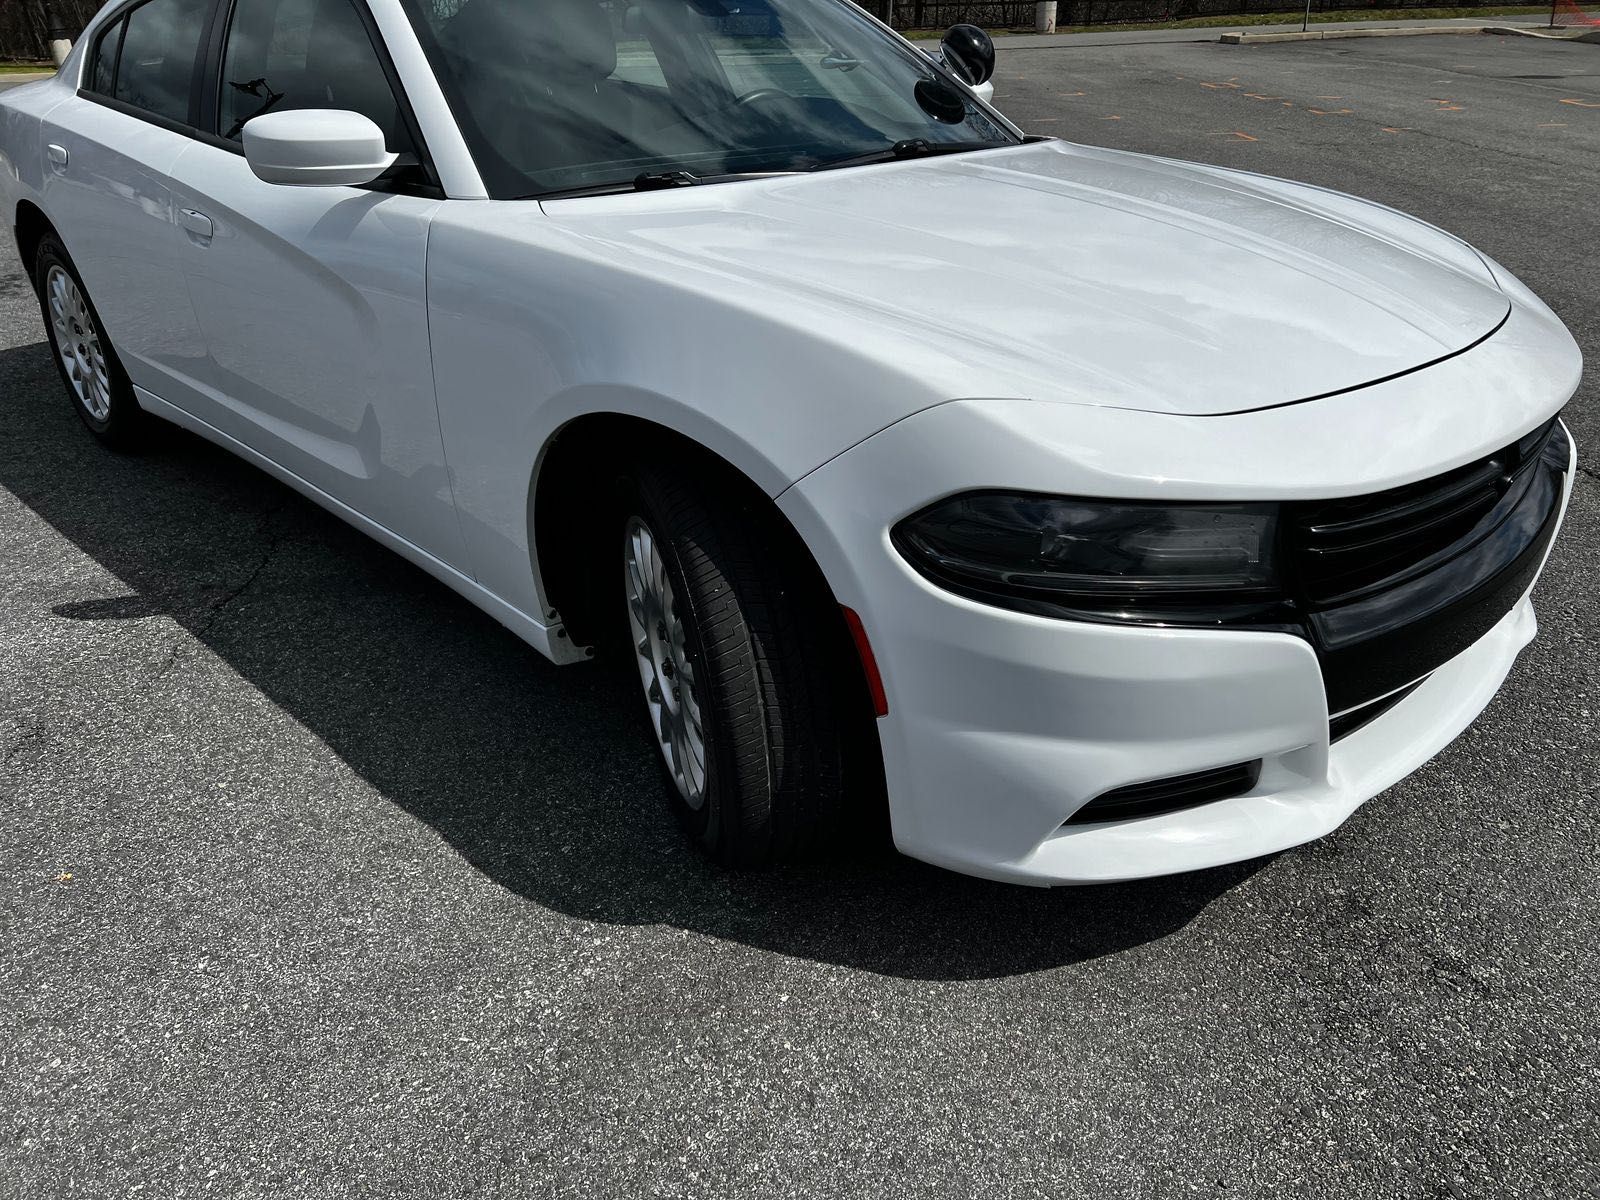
[0,78,68,223]
[163,139,466,569]
[424,200,953,622]
[37,95,213,406]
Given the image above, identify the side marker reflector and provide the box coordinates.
[841,606,888,718]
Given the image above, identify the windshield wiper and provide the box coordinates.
[530,169,803,202]
[634,170,701,190]
[534,143,1002,199]
[530,170,699,200]
[808,138,1009,173]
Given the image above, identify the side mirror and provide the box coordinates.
[241,109,397,188]
[940,24,995,88]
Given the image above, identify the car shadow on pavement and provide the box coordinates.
[0,341,1267,981]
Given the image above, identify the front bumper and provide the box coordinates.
[778,398,1578,885]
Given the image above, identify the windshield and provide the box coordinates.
[399,0,1018,198]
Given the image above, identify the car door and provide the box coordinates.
[163,0,466,570]
[38,0,214,409]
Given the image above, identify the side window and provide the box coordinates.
[112,0,212,124]
[219,0,415,154]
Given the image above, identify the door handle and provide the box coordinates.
[178,207,213,241]
[46,143,68,172]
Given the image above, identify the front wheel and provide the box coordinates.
[619,466,853,868]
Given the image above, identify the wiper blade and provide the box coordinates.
[531,171,698,200]
[634,170,700,190]
[808,138,1008,172]
[530,169,803,201]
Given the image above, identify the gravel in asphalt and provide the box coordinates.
[2,35,1597,1198]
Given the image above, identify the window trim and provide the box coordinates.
[77,0,443,200]
[89,13,128,97]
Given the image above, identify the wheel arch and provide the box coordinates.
[13,197,55,277]
[530,410,800,647]
[530,409,888,832]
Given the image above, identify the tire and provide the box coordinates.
[619,464,853,867]
[34,233,148,449]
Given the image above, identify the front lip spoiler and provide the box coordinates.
[1181,303,1513,419]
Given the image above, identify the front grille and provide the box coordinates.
[1065,761,1261,825]
[1289,419,1558,608]
[1286,418,1569,714]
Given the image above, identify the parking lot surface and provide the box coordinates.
[3,34,1598,1199]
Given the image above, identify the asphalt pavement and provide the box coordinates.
[3,35,1598,1199]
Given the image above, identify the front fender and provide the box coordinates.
[425,206,949,621]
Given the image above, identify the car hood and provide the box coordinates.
[540,140,1511,417]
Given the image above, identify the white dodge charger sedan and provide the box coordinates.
[0,0,1580,885]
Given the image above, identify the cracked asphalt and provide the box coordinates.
[3,34,1598,1199]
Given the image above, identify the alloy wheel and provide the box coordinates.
[623,515,708,808]
[45,265,112,422]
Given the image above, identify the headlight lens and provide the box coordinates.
[892,492,1288,626]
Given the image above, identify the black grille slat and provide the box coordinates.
[1302,478,1500,559]
[1290,421,1557,607]
[1301,458,1505,544]
[1066,761,1261,825]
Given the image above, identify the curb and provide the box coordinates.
[1482,23,1596,36]
[1220,25,1489,43]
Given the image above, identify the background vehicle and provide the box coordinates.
[0,0,1579,884]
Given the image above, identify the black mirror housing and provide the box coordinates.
[940,24,995,87]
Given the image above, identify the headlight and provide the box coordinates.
[891,492,1292,627]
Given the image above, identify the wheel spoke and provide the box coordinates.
[626,587,649,638]
[667,712,691,778]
